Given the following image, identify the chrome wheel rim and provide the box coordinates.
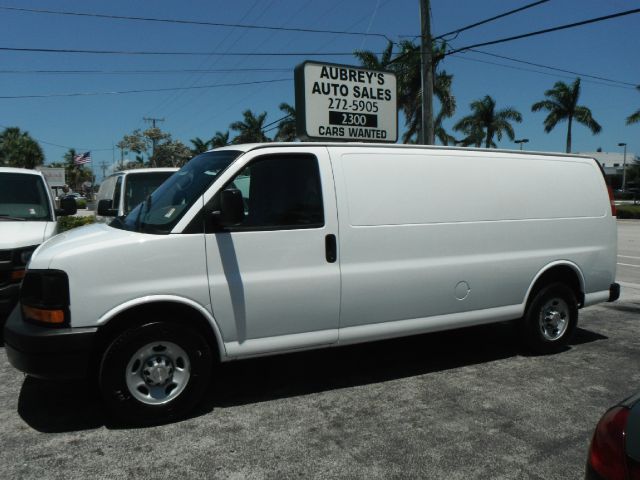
[125,341,191,405]
[539,298,570,341]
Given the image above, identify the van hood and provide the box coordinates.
[29,223,145,270]
[0,221,50,249]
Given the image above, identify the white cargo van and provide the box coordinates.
[95,168,178,222]
[4,144,619,422]
[0,167,76,320]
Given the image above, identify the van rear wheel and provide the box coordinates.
[98,321,212,424]
[521,283,578,354]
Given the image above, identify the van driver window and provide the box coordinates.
[215,154,324,230]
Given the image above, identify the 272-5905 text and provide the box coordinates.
[328,98,379,113]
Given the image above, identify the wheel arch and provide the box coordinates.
[94,296,226,363]
[524,261,585,310]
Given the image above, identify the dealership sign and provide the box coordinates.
[294,61,397,143]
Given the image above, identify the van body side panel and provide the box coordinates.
[329,148,615,329]
[204,147,341,349]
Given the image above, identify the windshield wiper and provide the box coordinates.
[0,214,27,221]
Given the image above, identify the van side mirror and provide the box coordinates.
[211,189,244,228]
[55,197,77,216]
[97,199,118,217]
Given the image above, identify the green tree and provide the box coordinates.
[116,130,147,164]
[153,140,192,167]
[454,123,485,148]
[116,127,177,167]
[354,40,395,71]
[0,127,44,168]
[627,85,640,125]
[355,40,456,144]
[531,78,601,153]
[453,95,522,148]
[210,131,230,148]
[274,103,296,141]
[189,137,210,155]
[230,110,269,144]
[62,148,93,191]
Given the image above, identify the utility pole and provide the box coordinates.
[618,142,627,191]
[143,117,165,156]
[419,0,435,145]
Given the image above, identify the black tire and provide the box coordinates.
[98,321,212,425]
[521,283,578,354]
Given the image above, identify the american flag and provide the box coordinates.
[73,151,91,165]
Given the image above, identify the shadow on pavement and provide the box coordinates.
[17,376,106,433]
[16,323,607,432]
[197,323,607,411]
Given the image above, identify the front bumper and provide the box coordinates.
[4,306,97,379]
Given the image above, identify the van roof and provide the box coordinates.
[211,142,595,161]
[0,166,44,176]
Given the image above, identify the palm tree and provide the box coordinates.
[354,40,395,71]
[356,40,456,144]
[455,123,486,148]
[453,95,522,148]
[627,85,640,125]
[230,110,269,144]
[0,127,44,168]
[210,131,230,148]
[189,137,210,155]
[531,78,601,153]
[274,103,297,142]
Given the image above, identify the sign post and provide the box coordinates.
[295,61,397,143]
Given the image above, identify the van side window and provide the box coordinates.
[112,176,123,210]
[213,154,324,230]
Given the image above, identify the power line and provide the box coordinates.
[0,124,112,151]
[446,8,640,55]
[0,5,391,41]
[467,49,637,87]
[0,67,291,75]
[448,53,636,90]
[0,78,291,99]
[145,0,269,121]
[434,0,551,40]
[0,46,362,56]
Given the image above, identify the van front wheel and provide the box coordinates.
[521,283,578,354]
[98,321,212,424]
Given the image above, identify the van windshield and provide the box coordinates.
[0,173,52,221]
[124,171,177,215]
[113,150,242,234]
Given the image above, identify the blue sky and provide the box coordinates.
[1,0,639,181]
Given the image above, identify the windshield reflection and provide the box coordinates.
[114,150,242,234]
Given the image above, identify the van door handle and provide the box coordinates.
[325,234,337,263]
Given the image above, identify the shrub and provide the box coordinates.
[617,204,640,219]
[58,215,95,232]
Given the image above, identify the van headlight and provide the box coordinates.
[8,246,37,282]
[20,270,70,326]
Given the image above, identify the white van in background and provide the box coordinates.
[0,167,75,321]
[95,168,178,222]
[4,144,619,423]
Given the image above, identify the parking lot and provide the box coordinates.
[0,222,638,480]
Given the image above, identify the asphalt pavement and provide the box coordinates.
[0,221,638,479]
